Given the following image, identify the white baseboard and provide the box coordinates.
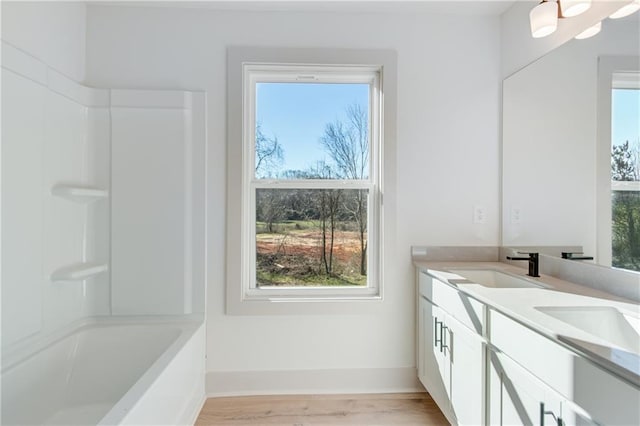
[205,367,424,397]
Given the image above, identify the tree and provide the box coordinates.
[611,140,640,271]
[255,124,286,233]
[308,161,342,275]
[612,141,639,181]
[320,104,369,275]
[256,189,286,233]
[255,123,284,178]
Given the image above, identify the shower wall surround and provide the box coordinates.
[1,41,205,349]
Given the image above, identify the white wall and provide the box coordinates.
[1,44,111,347]
[502,19,639,261]
[1,1,86,82]
[1,3,111,347]
[86,4,500,390]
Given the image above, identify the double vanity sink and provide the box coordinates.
[440,267,640,361]
[416,260,640,426]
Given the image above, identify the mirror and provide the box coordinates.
[501,16,640,271]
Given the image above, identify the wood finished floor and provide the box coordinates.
[195,392,450,425]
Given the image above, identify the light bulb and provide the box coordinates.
[609,0,640,19]
[575,21,602,39]
[530,1,559,38]
[560,0,591,17]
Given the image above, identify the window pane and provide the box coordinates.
[256,188,368,287]
[255,83,370,179]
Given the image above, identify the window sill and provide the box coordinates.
[226,290,384,316]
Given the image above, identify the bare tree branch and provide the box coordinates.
[255,123,284,178]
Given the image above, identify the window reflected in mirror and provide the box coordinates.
[611,75,640,272]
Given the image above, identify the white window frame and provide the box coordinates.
[596,57,640,268]
[226,47,397,315]
[244,65,380,299]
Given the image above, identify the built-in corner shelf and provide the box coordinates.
[50,262,109,282]
[51,184,109,203]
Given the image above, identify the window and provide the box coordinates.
[247,64,380,295]
[226,48,397,314]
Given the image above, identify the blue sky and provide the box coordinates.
[256,82,369,173]
[612,89,640,148]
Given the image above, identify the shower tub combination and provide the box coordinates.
[1,316,205,425]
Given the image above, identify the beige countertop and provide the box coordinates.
[414,260,640,388]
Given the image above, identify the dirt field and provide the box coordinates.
[257,230,362,262]
[256,229,367,286]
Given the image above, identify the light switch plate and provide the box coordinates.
[473,205,486,224]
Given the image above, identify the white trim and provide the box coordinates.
[205,367,423,397]
[612,181,640,191]
[243,65,381,297]
[613,72,640,90]
[244,65,382,299]
[244,70,379,296]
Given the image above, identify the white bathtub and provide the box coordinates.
[1,316,205,426]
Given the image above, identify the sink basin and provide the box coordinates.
[535,306,640,354]
[449,269,545,289]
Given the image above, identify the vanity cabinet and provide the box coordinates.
[418,272,485,425]
[417,267,640,426]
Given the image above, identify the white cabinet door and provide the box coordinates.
[448,313,485,426]
[489,349,564,426]
[419,296,452,421]
[420,295,485,426]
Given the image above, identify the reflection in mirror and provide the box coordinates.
[608,73,639,271]
[596,57,640,271]
[502,16,639,272]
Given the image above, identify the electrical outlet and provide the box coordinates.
[511,207,522,224]
[473,205,486,224]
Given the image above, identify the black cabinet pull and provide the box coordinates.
[540,402,564,426]
[441,324,449,354]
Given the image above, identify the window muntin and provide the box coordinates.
[242,64,382,297]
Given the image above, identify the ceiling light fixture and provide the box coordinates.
[530,0,639,39]
[609,0,640,19]
[574,21,602,39]
[530,0,559,38]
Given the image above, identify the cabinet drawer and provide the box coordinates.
[428,275,484,336]
[490,309,582,399]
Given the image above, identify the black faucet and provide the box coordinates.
[506,252,540,277]
[561,251,594,260]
